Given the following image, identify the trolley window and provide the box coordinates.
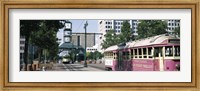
[165,46,173,57]
[154,47,163,57]
[134,49,138,58]
[148,47,153,58]
[138,48,142,58]
[174,46,180,56]
[143,48,147,58]
[127,51,130,59]
[131,49,134,58]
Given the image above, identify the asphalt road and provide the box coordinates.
[50,63,106,71]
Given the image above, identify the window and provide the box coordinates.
[165,46,173,57]
[134,49,137,58]
[148,47,153,58]
[138,48,142,58]
[143,48,147,58]
[154,47,163,57]
[131,49,134,58]
[77,36,80,46]
[114,53,116,59]
[20,41,25,44]
[126,52,130,59]
[99,21,102,24]
[20,53,23,59]
[174,46,180,56]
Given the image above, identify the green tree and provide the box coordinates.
[86,51,103,60]
[30,20,64,63]
[101,29,120,49]
[174,26,180,37]
[93,51,103,60]
[119,20,133,42]
[20,20,41,70]
[137,20,167,39]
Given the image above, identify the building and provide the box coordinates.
[98,20,139,36]
[86,46,98,52]
[71,32,102,51]
[98,20,139,52]
[20,36,25,64]
[167,20,180,34]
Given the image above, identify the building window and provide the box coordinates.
[99,21,102,24]
[20,41,25,44]
[77,36,80,46]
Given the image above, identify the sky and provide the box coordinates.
[57,20,98,44]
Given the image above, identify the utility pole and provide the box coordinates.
[84,21,88,67]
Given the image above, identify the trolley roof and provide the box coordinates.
[104,34,179,52]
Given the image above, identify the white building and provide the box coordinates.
[167,20,180,34]
[86,46,98,52]
[98,20,139,35]
[20,36,25,63]
[98,20,139,52]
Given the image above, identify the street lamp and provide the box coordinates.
[84,21,88,67]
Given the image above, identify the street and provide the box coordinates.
[47,63,106,71]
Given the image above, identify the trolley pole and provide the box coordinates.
[84,21,88,67]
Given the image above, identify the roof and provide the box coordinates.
[132,34,179,47]
[59,42,79,49]
[104,34,179,52]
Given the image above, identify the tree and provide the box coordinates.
[119,20,133,42]
[174,26,180,37]
[101,29,120,49]
[94,51,103,60]
[86,51,103,60]
[137,20,167,39]
[20,20,41,70]
[30,20,64,62]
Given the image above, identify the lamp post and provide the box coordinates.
[84,21,88,67]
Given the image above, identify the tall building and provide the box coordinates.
[98,20,139,52]
[167,20,180,34]
[71,32,102,52]
[20,36,25,64]
[98,20,139,35]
